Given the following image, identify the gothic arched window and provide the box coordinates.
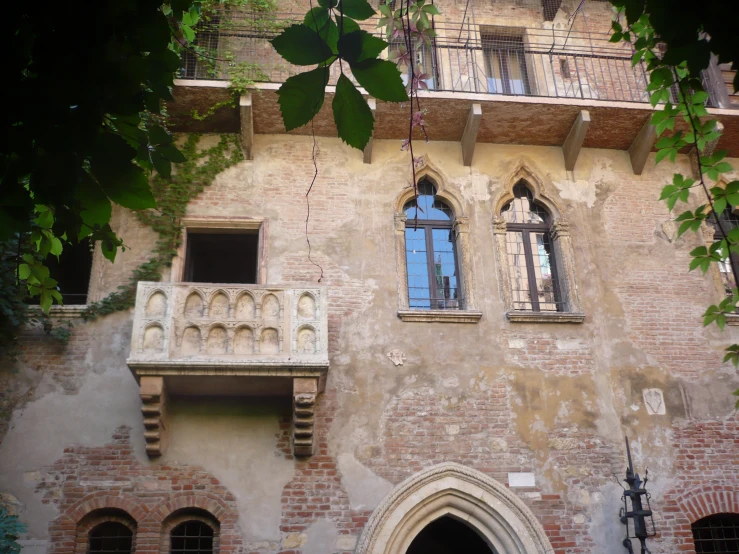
[501,183,561,312]
[403,180,461,310]
[692,513,739,553]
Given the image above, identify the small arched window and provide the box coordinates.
[171,520,214,554]
[709,207,739,295]
[88,521,133,553]
[692,513,739,553]
[403,180,461,310]
[501,183,560,312]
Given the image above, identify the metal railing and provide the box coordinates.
[177,15,725,106]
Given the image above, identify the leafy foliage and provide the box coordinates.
[269,0,435,149]
[83,134,243,321]
[0,507,25,554]
[611,1,739,404]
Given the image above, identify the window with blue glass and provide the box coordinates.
[404,180,461,310]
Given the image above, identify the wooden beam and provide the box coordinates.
[461,103,482,167]
[628,120,657,175]
[562,109,590,171]
[542,0,564,21]
[363,98,376,164]
[239,93,254,161]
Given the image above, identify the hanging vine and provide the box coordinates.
[82,134,244,321]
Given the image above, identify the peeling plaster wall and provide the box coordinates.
[1,133,739,554]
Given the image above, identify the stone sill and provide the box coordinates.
[397,310,483,323]
[726,313,739,326]
[27,305,88,319]
[507,311,585,323]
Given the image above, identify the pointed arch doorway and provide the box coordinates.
[356,463,554,554]
[406,515,495,554]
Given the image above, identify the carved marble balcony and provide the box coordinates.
[127,282,328,457]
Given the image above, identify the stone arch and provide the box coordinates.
[184,290,205,318]
[145,290,168,318]
[235,291,256,319]
[493,160,563,219]
[142,323,165,353]
[206,324,229,354]
[355,463,554,554]
[208,289,231,319]
[393,158,465,218]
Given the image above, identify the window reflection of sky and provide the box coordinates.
[403,181,459,309]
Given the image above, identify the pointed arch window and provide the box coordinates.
[501,183,561,312]
[403,180,461,310]
[493,177,583,323]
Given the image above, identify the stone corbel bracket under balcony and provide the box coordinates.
[126,281,329,458]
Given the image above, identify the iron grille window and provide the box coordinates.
[171,520,214,554]
[180,16,221,79]
[404,180,461,310]
[482,34,531,95]
[709,207,739,296]
[88,522,133,554]
[502,183,561,312]
[692,514,739,553]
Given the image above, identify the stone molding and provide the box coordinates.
[355,462,555,554]
[397,310,482,323]
[140,376,167,457]
[506,311,585,323]
[293,378,318,457]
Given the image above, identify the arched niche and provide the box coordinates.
[355,463,554,554]
[184,291,205,318]
[145,291,167,318]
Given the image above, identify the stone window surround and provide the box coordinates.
[170,216,267,284]
[355,462,554,554]
[75,509,137,554]
[701,215,739,326]
[393,163,482,323]
[492,164,584,323]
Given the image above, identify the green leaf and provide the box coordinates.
[18,264,31,280]
[318,0,338,8]
[422,4,440,14]
[157,144,187,163]
[338,31,388,63]
[304,7,330,32]
[350,59,408,102]
[276,68,331,131]
[333,73,374,150]
[715,162,733,174]
[271,24,334,66]
[655,148,671,164]
[49,237,63,257]
[339,0,376,20]
[149,125,172,145]
[335,15,360,35]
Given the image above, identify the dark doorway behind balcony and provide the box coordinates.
[185,231,258,284]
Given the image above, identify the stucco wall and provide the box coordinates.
[1,131,738,553]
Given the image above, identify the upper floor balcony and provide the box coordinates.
[127,281,328,458]
[168,11,739,169]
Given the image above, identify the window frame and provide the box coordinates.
[502,186,562,313]
[403,194,462,310]
[171,217,266,284]
[393,165,481,323]
[492,169,583,323]
[160,510,220,554]
[482,33,531,96]
[75,509,137,554]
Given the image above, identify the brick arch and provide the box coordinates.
[662,486,739,552]
[75,508,138,554]
[677,487,739,524]
[147,492,234,524]
[64,492,148,524]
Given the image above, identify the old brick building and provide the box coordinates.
[2,0,739,553]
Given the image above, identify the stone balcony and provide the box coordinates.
[127,281,329,457]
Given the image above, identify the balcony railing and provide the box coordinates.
[127,281,328,371]
[177,15,670,104]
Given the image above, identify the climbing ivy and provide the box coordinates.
[82,134,244,321]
